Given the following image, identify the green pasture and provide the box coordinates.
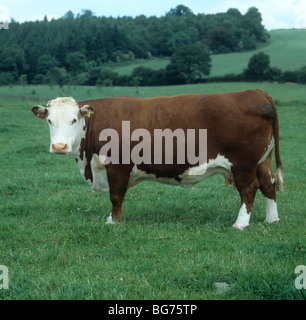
[0,83,305,300]
[113,29,306,77]
[111,58,170,76]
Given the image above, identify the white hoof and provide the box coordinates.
[105,212,115,225]
[233,223,249,231]
[264,217,280,224]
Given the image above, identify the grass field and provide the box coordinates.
[113,29,306,77]
[0,83,305,300]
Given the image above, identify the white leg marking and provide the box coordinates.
[233,203,251,231]
[264,197,280,223]
[105,212,115,225]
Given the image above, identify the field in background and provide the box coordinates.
[112,29,306,77]
[1,81,306,105]
[0,82,305,300]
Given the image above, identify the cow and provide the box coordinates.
[31,90,284,230]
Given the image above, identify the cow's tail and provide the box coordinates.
[264,92,284,191]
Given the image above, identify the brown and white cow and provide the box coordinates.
[31,90,284,230]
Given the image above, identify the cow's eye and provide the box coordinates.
[47,119,53,126]
[71,119,77,125]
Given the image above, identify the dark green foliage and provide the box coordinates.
[207,27,235,54]
[243,52,283,82]
[280,66,306,84]
[297,66,306,84]
[46,67,69,88]
[244,52,272,81]
[167,4,194,17]
[0,5,268,85]
[36,55,59,74]
[168,44,211,83]
[66,52,87,74]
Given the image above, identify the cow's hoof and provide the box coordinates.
[105,212,115,225]
[264,217,280,224]
[232,223,249,231]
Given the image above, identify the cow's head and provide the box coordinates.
[31,97,93,155]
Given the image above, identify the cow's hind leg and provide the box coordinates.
[232,170,260,231]
[257,161,280,224]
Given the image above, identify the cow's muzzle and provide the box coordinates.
[52,143,68,154]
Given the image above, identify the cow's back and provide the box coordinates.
[79,90,274,163]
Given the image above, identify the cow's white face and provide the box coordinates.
[31,97,93,155]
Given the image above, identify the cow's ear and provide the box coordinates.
[79,105,94,118]
[31,105,48,119]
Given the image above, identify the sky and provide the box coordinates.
[0,0,305,30]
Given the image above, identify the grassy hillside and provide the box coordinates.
[211,29,306,77]
[0,83,305,300]
[111,58,170,76]
[112,29,306,77]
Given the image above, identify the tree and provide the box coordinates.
[131,76,141,94]
[76,72,88,85]
[0,47,28,79]
[47,67,68,89]
[266,67,282,81]
[243,7,268,43]
[244,52,271,81]
[0,72,14,85]
[297,66,306,84]
[19,74,27,87]
[207,26,235,53]
[79,9,94,19]
[36,54,58,74]
[168,5,194,17]
[63,11,74,19]
[227,8,242,18]
[0,6,269,85]
[103,78,113,89]
[168,44,211,83]
[66,52,86,74]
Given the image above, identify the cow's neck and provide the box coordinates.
[74,117,89,161]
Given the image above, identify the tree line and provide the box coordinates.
[0,5,269,85]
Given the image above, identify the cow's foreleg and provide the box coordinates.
[109,193,125,223]
[106,165,131,224]
[232,171,260,231]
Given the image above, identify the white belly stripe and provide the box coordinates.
[128,154,233,189]
[78,153,233,192]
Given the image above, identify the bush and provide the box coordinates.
[87,67,118,86]
[266,67,282,81]
[297,66,306,84]
[244,52,271,81]
[32,74,45,85]
[281,71,298,83]
[0,72,15,85]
